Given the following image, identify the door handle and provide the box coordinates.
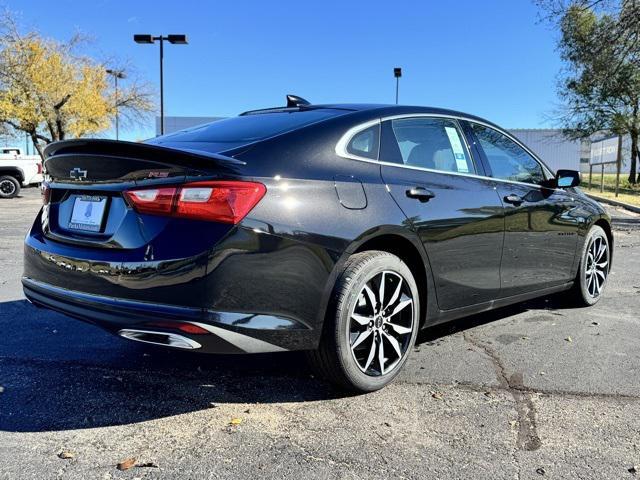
[504,194,523,205]
[406,187,435,202]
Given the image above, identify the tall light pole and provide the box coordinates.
[394,67,402,105]
[134,34,188,135]
[106,69,126,140]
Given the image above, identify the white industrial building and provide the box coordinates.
[157,117,599,174]
[507,129,587,173]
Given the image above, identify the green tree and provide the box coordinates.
[537,0,640,183]
[0,11,154,159]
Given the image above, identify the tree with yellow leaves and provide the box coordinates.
[0,11,154,158]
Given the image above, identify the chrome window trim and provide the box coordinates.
[335,112,559,191]
[387,116,478,175]
[334,118,381,162]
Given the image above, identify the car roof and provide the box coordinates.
[241,103,501,131]
[240,95,500,128]
[315,104,500,127]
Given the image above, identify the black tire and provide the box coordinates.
[568,225,610,306]
[307,250,420,392]
[0,176,20,199]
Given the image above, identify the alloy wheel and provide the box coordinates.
[0,179,16,196]
[585,235,609,298]
[348,270,414,376]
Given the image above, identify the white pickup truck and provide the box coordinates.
[0,147,43,198]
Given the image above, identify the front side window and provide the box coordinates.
[346,124,379,160]
[388,118,475,174]
[471,124,545,185]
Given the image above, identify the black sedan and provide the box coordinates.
[23,96,612,392]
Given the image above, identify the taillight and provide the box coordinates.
[125,187,175,215]
[124,181,266,224]
[176,181,266,223]
[42,183,50,205]
[37,163,43,174]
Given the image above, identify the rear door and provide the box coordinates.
[379,116,505,310]
[465,122,580,296]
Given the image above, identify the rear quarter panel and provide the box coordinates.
[225,116,416,334]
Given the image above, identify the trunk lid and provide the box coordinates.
[42,139,246,253]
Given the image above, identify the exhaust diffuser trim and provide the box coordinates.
[118,329,202,349]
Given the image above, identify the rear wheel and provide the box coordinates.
[569,225,610,306]
[0,176,20,199]
[307,251,419,392]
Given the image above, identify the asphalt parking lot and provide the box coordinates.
[1,187,640,479]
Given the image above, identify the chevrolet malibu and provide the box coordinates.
[23,97,612,392]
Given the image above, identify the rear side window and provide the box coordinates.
[388,118,475,174]
[153,109,346,144]
[471,123,545,185]
[346,124,379,160]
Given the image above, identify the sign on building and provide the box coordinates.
[590,136,618,165]
[588,135,625,196]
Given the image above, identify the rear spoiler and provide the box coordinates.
[43,139,246,183]
[44,139,246,168]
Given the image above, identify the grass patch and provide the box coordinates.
[581,173,640,193]
[580,172,640,207]
[580,187,640,207]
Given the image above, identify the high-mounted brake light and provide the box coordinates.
[124,181,266,224]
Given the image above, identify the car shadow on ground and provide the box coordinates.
[415,293,571,344]
[0,294,571,433]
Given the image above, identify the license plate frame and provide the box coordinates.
[68,195,108,232]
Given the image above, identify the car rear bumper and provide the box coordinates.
[22,277,316,353]
[24,207,337,336]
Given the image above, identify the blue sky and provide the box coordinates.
[10,0,563,141]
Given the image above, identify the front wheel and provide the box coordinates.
[307,251,420,392]
[569,225,610,306]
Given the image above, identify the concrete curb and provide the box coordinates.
[585,193,640,214]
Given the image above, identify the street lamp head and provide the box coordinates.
[167,34,188,44]
[134,34,154,44]
[106,69,127,79]
[394,67,402,78]
[133,33,188,135]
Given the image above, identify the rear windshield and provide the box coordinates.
[149,109,346,149]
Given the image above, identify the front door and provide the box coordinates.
[379,116,505,310]
[466,122,580,297]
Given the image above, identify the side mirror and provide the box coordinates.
[556,169,581,188]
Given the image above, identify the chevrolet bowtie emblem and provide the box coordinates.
[69,167,87,180]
